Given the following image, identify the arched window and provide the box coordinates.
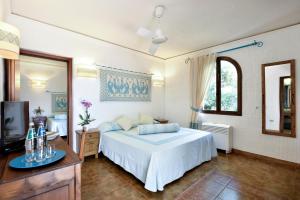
[202,56,242,115]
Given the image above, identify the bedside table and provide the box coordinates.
[154,118,169,124]
[76,128,100,161]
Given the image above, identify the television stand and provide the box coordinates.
[0,137,81,200]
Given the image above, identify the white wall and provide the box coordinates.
[265,64,290,131]
[20,71,67,118]
[165,24,300,163]
[0,0,4,20]
[5,13,165,150]
[0,0,5,101]
[0,60,3,101]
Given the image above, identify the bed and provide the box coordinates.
[47,117,67,136]
[99,127,217,192]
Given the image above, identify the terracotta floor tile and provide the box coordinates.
[227,180,281,200]
[104,185,147,200]
[218,188,254,200]
[175,171,225,200]
[81,153,300,200]
[197,179,225,195]
[209,172,232,186]
[177,190,216,200]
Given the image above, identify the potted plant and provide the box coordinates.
[78,100,95,132]
[33,106,44,116]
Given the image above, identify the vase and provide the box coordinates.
[82,125,88,132]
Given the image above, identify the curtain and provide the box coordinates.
[189,54,216,129]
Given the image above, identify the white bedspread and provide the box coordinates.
[47,118,67,136]
[99,127,217,192]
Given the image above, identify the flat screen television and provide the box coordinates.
[0,101,29,153]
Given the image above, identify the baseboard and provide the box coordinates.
[232,148,300,169]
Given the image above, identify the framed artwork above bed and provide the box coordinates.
[100,69,151,101]
[52,93,67,113]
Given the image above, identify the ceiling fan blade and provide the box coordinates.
[137,27,153,38]
[149,43,159,55]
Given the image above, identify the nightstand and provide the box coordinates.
[76,128,100,161]
[154,118,169,124]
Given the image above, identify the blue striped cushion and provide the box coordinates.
[138,123,180,135]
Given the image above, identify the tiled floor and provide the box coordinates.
[81,152,300,200]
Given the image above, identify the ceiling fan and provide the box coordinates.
[137,5,168,55]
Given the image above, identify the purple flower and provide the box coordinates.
[78,100,95,127]
[81,100,92,109]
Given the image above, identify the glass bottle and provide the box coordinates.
[35,122,46,162]
[33,123,37,148]
[25,123,35,162]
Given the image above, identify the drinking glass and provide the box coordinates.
[46,144,56,159]
[25,140,34,162]
[35,136,46,162]
[35,148,46,162]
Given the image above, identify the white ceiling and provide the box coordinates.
[20,55,67,81]
[11,0,300,59]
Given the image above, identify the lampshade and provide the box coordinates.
[0,21,20,60]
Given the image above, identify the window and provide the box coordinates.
[203,56,242,115]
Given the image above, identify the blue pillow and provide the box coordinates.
[138,123,180,135]
[99,122,122,133]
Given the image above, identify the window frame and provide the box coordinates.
[202,56,242,116]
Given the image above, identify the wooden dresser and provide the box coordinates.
[76,129,100,161]
[0,137,81,200]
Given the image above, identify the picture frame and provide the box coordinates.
[52,93,67,113]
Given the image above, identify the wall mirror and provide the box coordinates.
[262,59,296,137]
[4,49,73,147]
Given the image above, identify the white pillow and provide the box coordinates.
[131,119,140,128]
[115,116,133,131]
[139,113,154,125]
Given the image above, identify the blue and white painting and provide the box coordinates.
[100,69,151,101]
[52,93,67,112]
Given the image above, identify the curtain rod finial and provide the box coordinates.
[254,40,264,47]
[257,41,264,47]
[185,57,191,64]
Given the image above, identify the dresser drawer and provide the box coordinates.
[0,166,76,200]
[84,142,97,153]
[86,132,99,140]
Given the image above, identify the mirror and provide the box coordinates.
[262,60,296,137]
[19,55,68,134]
[4,49,73,146]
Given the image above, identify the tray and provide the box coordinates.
[9,150,66,169]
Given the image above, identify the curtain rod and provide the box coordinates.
[185,40,264,64]
[95,63,154,76]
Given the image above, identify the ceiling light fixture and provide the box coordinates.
[152,73,165,87]
[31,79,47,89]
[136,5,168,55]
